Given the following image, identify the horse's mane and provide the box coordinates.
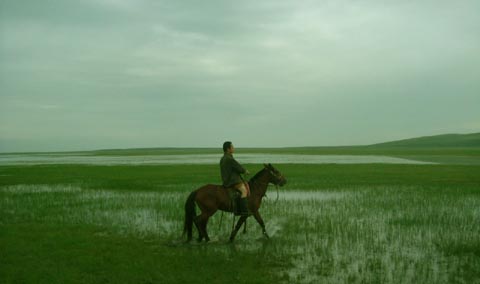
[248,168,266,186]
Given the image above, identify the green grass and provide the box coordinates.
[372,132,480,148]
[1,163,480,283]
[1,222,280,284]
[1,164,479,190]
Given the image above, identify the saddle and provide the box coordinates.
[223,186,244,215]
[223,186,241,200]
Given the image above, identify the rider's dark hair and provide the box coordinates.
[223,141,232,152]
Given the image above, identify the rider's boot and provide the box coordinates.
[238,197,249,216]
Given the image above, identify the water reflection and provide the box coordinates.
[0,153,434,165]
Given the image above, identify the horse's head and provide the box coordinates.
[263,163,287,186]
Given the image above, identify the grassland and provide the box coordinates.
[1,150,480,283]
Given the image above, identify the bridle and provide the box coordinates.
[265,168,285,202]
[248,167,285,203]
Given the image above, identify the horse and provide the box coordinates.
[183,163,287,242]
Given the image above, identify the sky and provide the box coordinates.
[1,0,479,152]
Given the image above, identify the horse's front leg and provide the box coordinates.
[229,216,247,242]
[253,211,269,239]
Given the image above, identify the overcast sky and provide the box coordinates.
[1,0,479,152]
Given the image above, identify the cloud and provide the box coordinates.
[1,0,479,151]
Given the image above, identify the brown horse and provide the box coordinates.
[183,163,287,242]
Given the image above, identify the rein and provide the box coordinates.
[251,177,280,204]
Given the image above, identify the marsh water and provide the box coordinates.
[2,183,474,283]
[0,153,434,165]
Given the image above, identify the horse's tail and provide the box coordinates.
[183,190,197,241]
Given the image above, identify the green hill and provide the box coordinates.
[2,133,480,156]
[370,133,480,148]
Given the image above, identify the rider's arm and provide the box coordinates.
[231,158,246,174]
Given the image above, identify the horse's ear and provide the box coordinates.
[268,163,272,168]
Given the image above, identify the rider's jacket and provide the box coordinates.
[220,153,246,187]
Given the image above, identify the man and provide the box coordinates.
[220,141,250,216]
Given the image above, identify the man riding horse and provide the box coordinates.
[183,142,287,242]
[220,141,250,216]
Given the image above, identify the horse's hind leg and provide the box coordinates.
[193,215,204,242]
[198,213,211,242]
[194,213,212,242]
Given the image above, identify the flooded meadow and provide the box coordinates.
[2,182,478,283]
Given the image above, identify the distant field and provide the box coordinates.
[1,159,480,283]
[86,146,480,165]
[0,153,439,166]
[2,146,480,165]
[42,146,480,157]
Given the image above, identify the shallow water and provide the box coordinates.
[1,184,477,283]
[1,184,181,237]
[280,190,349,201]
[0,153,434,165]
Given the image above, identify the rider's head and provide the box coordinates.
[223,141,234,153]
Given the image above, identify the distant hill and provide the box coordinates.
[2,132,479,155]
[370,133,480,148]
